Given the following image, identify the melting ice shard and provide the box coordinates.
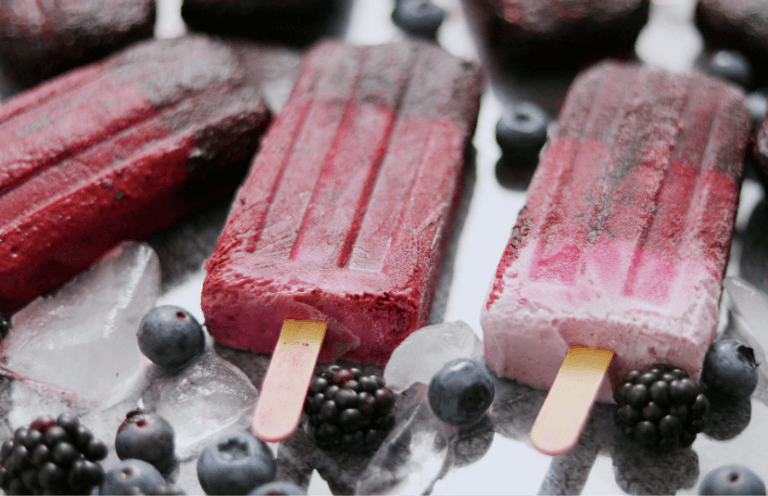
[0,241,160,399]
[383,321,482,393]
[142,350,258,459]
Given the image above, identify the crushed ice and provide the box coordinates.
[384,320,482,393]
[723,276,768,372]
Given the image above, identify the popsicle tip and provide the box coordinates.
[251,319,327,444]
[530,346,614,456]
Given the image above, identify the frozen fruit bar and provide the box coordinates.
[461,0,650,69]
[181,0,343,45]
[481,61,750,402]
[0,36,271,314]
[696,0,768,84]
[0,0,155,86]
[202,41,482,365]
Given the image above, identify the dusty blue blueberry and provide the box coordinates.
[197,430,275,495]
[115,409,175,472]
[702,339,759,399]
[699,465,766,495]
[704,50,754,89]
[392,0,445,39]
[100,459,165,495]
[138,305,205,370]
[428,358,495,426]
[496,102,550,164]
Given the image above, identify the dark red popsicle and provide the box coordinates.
[0,36,271,313]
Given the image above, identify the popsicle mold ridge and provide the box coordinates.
[481,61,751,402]
[202,41,483,365]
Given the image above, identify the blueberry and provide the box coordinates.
[100,459,165,495]
[495,102,550,164]
[747,89,768,128]
[699,465,766,495]
[704,50,754,89]
[702,339,759,399]
[197,430,275,495]
[428,358,495,426]
[249,481,307,495]
[138,305,205,370]
[392,0,445,40]
[116,409,175,472]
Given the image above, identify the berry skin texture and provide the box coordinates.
[249,481,307,495]
[704,50,754,89]
[116,409,175,472]
[0,414,107,495]
[303,366,396,452]
[392,0,445,39]
[138,305,205,370]
[495,102,550,164]
[100,459,166,495]
[196,430,275,495]
[428,358,495,426]
[702,339,759,400]
[699,465,766,495]
[614,365,708,450]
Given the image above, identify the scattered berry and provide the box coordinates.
[138,305,205,370]
[392,0,445,40]
[699,465,766,495]
[303,365,395,452]
[614,365,708,450]
[703,50,754,89]
[702,339,759,400]
[0,414,107,495]
[196,430,275,495]
[249,481,307,495]
[116,409,175,472]
[495,102,550,164]
[747,89,768,128]
[428,358,495,426]
[100,459,166,495]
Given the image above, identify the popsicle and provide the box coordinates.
[202,40,482,440]
[696,0,768,84]
[0,0,156,86]
[460,0,650,69]
[481,61,750,453]
[0,36,271,314]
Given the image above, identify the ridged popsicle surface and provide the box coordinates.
[481,62,750,401]
[0,36,271,313]
[202,41,482,364]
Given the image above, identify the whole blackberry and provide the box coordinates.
[303,365,396,452]
[0,413,108,495]
[614,365,709,450]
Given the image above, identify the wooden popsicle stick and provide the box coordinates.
[252,319,327,442]
[530,346,614,456]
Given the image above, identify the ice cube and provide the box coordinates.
[141,349,258,459]
[383,321,482,392]
[0,242,160,400]
[356,384,458,495]
[723,276,768,369]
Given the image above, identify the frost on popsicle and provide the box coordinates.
[0,241,160,399]
[383,321,482,393]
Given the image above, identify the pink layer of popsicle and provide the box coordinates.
[482,62,750,401]
[202,41,482,364]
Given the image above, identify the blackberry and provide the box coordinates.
[303,366,396,452]
[0,413,107,495]
[614,365,709,450]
